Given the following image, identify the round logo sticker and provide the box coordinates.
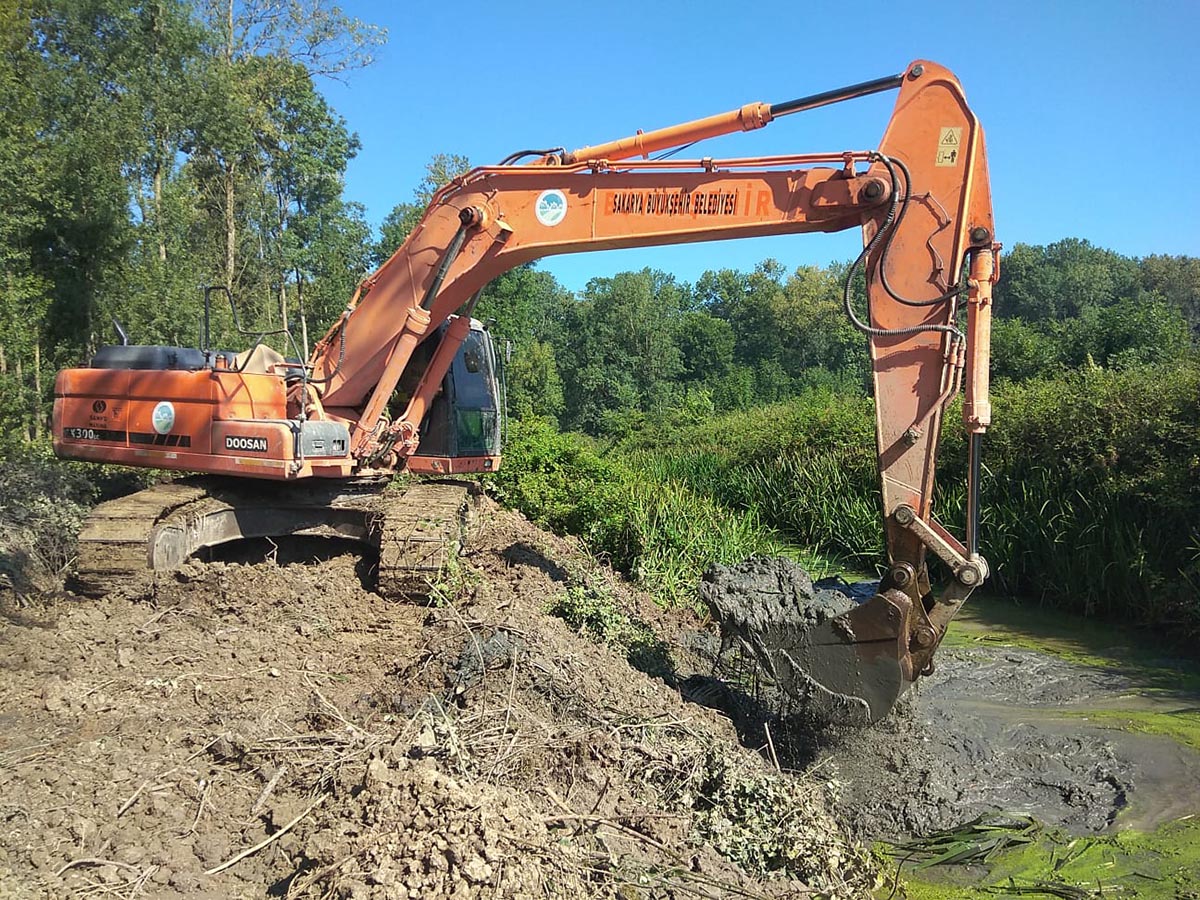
[535,190,567,227]
[151,401,175,435]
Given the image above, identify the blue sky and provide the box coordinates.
[321,0,1199,292]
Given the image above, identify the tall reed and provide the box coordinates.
[614,362,1200,632]
[491,418,823,608]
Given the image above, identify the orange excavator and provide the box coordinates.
[53,60,996,724]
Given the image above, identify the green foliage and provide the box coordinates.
[674,310,735,383]
[0,438,157,590]
[373,153,471,263]
[606,361,1200,634]
[689,751,877,886]
[1140,253,1200,338]
[490,417,794,607]
[990,317,1064,382]
[547,576,672,678]
[476,264,571,349]
[994,238,1145,322]
[475,264,572,423]
[990,295,1191,384]
[503,338,564,422]
[953,362,1200,624]
[620,388,881,567]
[0,0,382,438]
[1061,295,1190,370]
[558,269,686,434]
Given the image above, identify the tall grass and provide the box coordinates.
[618,389,883,574]
[490,418,830,607]
[627,448,883,569]
[948,363,1200,627]
[612,362,1200,633]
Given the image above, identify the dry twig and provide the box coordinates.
[54,858,141,878]
[250,764,288,818]
[205,794,328,875]
[116,733,226,818]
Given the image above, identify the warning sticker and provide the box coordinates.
[936,126,962,167]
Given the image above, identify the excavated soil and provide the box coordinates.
[0,501,876,900]
[700,560,854,635]
[5,507,1200,900]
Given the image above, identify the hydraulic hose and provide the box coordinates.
[876,156,966,308]
[499,147,565,165]
[842,154,964,341]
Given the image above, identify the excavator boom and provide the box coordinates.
[54,60,996,722]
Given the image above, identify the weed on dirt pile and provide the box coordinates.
[0,498,877,899]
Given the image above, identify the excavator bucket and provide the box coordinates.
[774,592,914,726]
[701,560,916,727]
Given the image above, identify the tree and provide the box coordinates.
[0,0,386,442]
[994,239,1144,322]
[374,153,472,264]
[989,317,1063,382]
[673,311,734,384]
[559,269,684,434]
[1064,297,1191,371]
[0,0,56,436]
[475,264,570,348]
[189,0,384,324]
[255,63,369,344]
[1140,254,1200,339]
[199,0,385,78]
[504,339,564,422]
[778,264,868,384]
[699,260,789,372]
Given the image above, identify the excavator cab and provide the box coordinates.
[414,320,504,463]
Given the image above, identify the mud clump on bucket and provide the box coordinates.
[701,558,855,636]
[699,558,870,727]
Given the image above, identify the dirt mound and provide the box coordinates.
[0,499,876,899]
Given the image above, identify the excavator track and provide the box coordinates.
[376,481,473,600]
[73,477,475,600]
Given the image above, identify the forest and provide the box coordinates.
[2,0,1198,634]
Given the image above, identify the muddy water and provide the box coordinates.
[695,560,1200,841]
[696,564,1200,844]
[810,628,1200,840]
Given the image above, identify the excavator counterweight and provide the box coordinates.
[53,60,996,725]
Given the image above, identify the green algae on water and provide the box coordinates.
[884,815,1200,899]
